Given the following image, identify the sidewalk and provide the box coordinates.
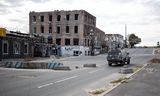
[104,63,160,96]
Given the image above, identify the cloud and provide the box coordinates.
[29,0,51,3]
[0,0,160,46]
[0,0,51,15]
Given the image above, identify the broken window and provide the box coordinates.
[57,15,61,21]
[74,26,78,33]
[65,39,70,45]
[73,38,79,45]
[66,14,70,21]
[66,26,69,33]
[41,16,44,22]
[57,26,60,33]
[75,14,79,20]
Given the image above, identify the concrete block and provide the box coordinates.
[119,68,134,74]
[54,66,71,70]
[83,64,96,67]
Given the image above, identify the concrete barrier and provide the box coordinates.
[119,67,134,74]
[83,64,96,67]
[48,61,64,69]
[15,62,23,68]
[54,66,71,70]
[5,62,13,68]
[3,60,64,69]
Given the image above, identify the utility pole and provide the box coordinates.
[125,24,127,48]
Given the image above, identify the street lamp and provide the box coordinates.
[90,29,94,56]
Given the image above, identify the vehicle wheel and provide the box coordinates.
[108,62,112,66]
[120,61,125,66]
[127,59,130,64]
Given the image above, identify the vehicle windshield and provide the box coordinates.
[108,50,121,55]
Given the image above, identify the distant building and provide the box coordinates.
[105,34,124,50]
[94,28,106,54]
[29,10,106,56]
[0,30,33,60]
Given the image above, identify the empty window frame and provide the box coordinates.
[75,14,79,20]
[57,15,61,21]
[74,26,78,33]
[56,39,61,45]
[41,26,44,33]
[33,27,36,33]
[2,41,9,54]
[73,38,79,45]
[66,26,69,33]
[65,39,70,45]
[49,15,52,21]
[57,26,60,33]
[33,16,36,22]
[41,16,44,22]
[49,26,52,33]
[66,14,70,21]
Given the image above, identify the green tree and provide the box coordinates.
[128,34,141,48]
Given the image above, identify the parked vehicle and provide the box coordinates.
[107,49,130,66]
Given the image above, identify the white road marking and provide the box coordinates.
[88,69,103,74]
[38,83,53,88]
[37,76,78,88]
[152,49,155,55]
[54,76,78,83]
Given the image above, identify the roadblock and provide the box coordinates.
[47,61,63,69]
[3,60,65,70]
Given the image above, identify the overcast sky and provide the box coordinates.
[0,0,160,46]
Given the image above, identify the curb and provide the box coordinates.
[100,63,148,96]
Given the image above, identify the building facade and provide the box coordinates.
[105,34,124,50]
[29,10,99,56]
[0,31,33,60]
[94,28,106,54]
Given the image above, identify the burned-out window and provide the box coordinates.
[74,26,78,33]
[66,14,70,21]
[49,15,52,21]
[41,16,44,22]
[57,26,60,33]
[2,41,9,54]
[56,39,61,45]
[49,26,52,33]
[57,15,61,21]
[33,16,36,22]
[65,39,70,45]
[41,26,44,33]
[33,27,36,33]
[73,38,79,45]
[66,26,69,33]
[75,14,79,20]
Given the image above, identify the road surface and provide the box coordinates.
[0,48,155,96]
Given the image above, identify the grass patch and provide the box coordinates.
[110,77,130,84]
[90,88,106,95]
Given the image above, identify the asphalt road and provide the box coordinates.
[0,48,155,96]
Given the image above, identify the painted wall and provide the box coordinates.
[61,46,90,56]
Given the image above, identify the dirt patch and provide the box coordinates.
[149,58,160,64]
[154,48,160,54]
